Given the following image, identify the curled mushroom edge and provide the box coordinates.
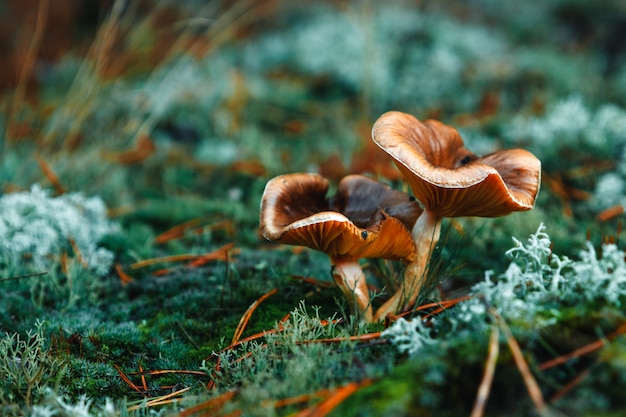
[372,110,542,320]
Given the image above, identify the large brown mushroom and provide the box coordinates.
[372,111,541,320]
[260,173,421,322]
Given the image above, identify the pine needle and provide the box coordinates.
[139,363,148,393]
[493,311,549,415]
[178,390,238,417]
[68,237,88,268]
[549,368,591,404]
[539,322,626,371]
[114,264,134,285]
[101,133,156,164]
[205,288,278,391]
[137,369,209,377]
[299,332,382,345]
[143,386,191,408]
[293,379,373,417]
[210,315,294,361]
[290,274,335,289]
[271,388,332,409]
[127,387,192,411]
[470,324,500,417]
[35,153,66,195]
[596,205,624,222]
[395,295,471,320]
[231,288,278,345]
[131,254,205,269]
[113,364,144,396]
[155,218,204,244]
[186,243,236,268]
[130,243,234,269]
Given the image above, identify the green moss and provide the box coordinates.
[3,0,626,415]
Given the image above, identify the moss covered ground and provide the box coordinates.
[1,0,626,415]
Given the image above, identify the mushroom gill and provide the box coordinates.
[260,172,421,322]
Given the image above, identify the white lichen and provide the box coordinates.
[506,96,626,158]
[593,173,625,210]
[382,317,435,356]
[31,390,116,417]
[464,224,626,329]
[0,185,117,274]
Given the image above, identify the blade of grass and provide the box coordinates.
[123,0,279,155]
[6,0,49,142]
[0,272,48,282]
[176,320,201,350]
[41,0,125,148]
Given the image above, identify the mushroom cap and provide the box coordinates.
[330,174,421,231]
[372,111,541,218]
[260,173,420,261]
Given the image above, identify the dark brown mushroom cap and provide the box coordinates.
[260,173,420,261]
[372,111,541,218]
[331,174,421,231]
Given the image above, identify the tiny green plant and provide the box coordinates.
[0,320,67,408]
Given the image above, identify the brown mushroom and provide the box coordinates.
[260,173,421,322]
[371,111,541,320]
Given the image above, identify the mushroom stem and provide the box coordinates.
[374,209,441,321]
[331,259,374,323]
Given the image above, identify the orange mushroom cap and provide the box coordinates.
[372,111,541,218]
[260,173,421,262]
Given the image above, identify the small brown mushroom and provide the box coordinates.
[260,173,421,322]
[372,111,541,320]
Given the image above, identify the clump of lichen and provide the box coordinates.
[0,321,67,409]
[0,185,116,275]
